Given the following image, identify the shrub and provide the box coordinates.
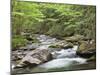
[12,35,28,49]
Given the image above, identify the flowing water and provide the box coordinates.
[12,34,96,74]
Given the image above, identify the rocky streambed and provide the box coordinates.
[12,34,96,74]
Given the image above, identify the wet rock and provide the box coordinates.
[12,55,24,61]
[19,47,29,50]
[77,48,96,58]
[76,40,96,58]
[48,48,61,53]
[49,44,62,48]
[87,55,96,62]
[19,43,40,50]
[15,49,52,68]
[12,50,26,61]
[63,42,73,49]
[49,41,73,49]
[49,42,62,48]
[78,41,88,51]
[64,35,85,43]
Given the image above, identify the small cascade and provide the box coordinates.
[12,34,88,73]
[38,58,87,69]
[32,35,87,69]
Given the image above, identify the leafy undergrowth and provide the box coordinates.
[12,35,28,49]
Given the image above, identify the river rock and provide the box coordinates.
[15,49,52,68]
[12,50,26,61]
[19,43,40,50]
[49,40,65,48]
[49,41,73,49]
[63,42,73,49]
[49,44,62,48]
[87,55,96,62]
[64,35,85,43]
[76,40,96,58]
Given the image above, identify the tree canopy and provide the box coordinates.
[12,0,96,48]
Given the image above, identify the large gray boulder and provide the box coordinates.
[15,49,52,68]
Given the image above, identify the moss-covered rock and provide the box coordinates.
[49,44,63,48]
[49,41,73,49]
[63,42,73,49]
[76,40,96,58]
[64,35,85,43]
[78,41,88,51]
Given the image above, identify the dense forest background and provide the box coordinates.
[12,0,96,49]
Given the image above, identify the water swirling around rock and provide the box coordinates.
[12,34,95,74]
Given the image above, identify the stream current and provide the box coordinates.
[12,35,96,74]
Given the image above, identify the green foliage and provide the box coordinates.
[12,35,28,49]
[64,25,77,36]
[12,0,96,46]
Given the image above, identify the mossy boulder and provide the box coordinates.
[63,42,73,49]
[49,45,62,48]
[78,41,88,51]
[64,35,85,43]
[76,40,96,58]
[49,40,67,48]
[49,41,73,49]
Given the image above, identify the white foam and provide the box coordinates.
[53,49,76,58]
[39,58,70,68]
[39,58,87,69]
[37,45,50,49]
[12,64,15,69]
[72,45,78,51]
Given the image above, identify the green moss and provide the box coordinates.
[78,41,88,51]
[78,40,96,52]
[66,42,73,48]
